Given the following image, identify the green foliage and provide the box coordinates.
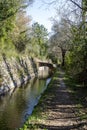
[0,0,48,60]
[47,53,58,63]
[0,0,18,39]
[64,0,87,80]
[0,0,34,56]
[13,33,28,53]
[65,20,87,84]
[29,22,48,57]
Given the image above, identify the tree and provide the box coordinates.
[42,0,87,84]
[30,22,48,57]
[50,18,72,66]
[0,0,34,54]
[69,0,87,11]
[11,11,32,53]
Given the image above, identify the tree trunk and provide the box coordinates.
[61,50,66,67]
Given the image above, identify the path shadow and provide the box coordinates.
[29,121,87,130]
[26,69,87,130]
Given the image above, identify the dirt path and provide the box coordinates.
[26,69,87,130]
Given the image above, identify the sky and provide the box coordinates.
[26,0,57,32]
[26,0,79,33]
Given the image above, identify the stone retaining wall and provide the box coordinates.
[0,55,38,96]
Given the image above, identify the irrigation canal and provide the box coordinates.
[0,69,51,130]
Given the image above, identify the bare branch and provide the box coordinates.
[69,0,82,9]
[69,0,87,11]
[42,0,56,5]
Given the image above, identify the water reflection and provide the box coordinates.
[38,66,50,79]
[0,77,51,130]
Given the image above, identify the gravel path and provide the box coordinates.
[37,70,87,130]
[27,70,87,130]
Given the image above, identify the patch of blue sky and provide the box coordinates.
[26,0,57,32]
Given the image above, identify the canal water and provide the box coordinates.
[0,76,51,130]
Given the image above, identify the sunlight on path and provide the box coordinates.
[39,70,87,130]
[26,69,87,130]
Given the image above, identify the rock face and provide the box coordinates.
[0,56,38,96]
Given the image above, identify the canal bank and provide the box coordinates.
[20,69,87,130]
